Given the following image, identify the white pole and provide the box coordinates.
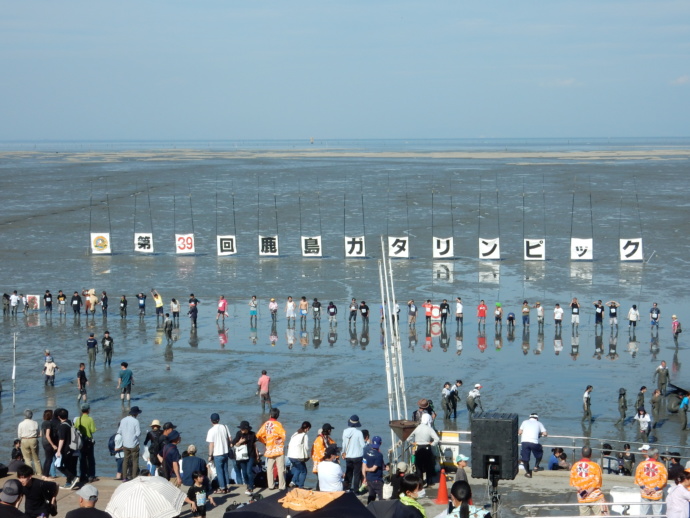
[390,256,408,418]
[381,249,401,419]
[12,332,17,407]
[378,256,394,425]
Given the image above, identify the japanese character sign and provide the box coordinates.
[175,233,195,254]
[388,236,409,258]
[259,235,279,256]
[344,236,366,258]
[217,235,237,256]
[90,232,111,254]
[478,237,500,260]
[570,238,593,261]
[524,239,545,261]
[620,238,643,261]
[301,236,322,257]
[432,237,454,259]
[134,232,154,253]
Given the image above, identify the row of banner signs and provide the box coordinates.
[90,233,645,261]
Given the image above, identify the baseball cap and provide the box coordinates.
[0,480,21,504]
[129,406,142,416]
[322,423,333,432]
[210,413,220,422]
[529,413,538,419]
[397,461,408,472]
[457,454,470,462]
[76,484,98,502]
[371,436,382,448]
[163,421,177,430]
[81,404,90,412]
[348,415,361,427]
[639,444,650,451]
[474,383,482,389]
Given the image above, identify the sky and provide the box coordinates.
[1,1,688,140]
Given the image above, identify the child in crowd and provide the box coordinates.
[186,471,215,517]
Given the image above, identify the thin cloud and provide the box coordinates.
[671,75,689,85]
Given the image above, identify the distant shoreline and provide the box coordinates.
[1,148,690,162]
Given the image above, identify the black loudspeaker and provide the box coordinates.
[470,412,518,480]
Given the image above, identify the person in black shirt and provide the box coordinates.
[439,300,450,326]
[71,292,82,316]
[55,409,78,489]
[185,472,215,517]
[359,301,370,324]
[43,291,52,314]
[119,295,127,319]
[17,464,58,518]
[76,364,88,403]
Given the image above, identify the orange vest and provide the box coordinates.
[569,459,604,504]
[635,459,667,501]
[311,434,335,473]
[256,419,286,458]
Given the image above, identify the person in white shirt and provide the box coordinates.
[206,413,232,493]
[9,290,19,316]
[534,302,545,328]
[628,305,640,328]
[553,304,564,329]
[341,415,365,492]
[317,445,343,491]
[518,413,547,478]
[455,297,463,325]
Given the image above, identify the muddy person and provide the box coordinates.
[86,333,98,368]
[101,331,114,366]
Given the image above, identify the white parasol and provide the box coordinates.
[104,476,186,518]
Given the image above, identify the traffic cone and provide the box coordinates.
[434,469,449,505]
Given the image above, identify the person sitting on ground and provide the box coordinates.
[548,448,565,470]
[390,461,408,500]
[7,448,25,474]
[317,445,344,492]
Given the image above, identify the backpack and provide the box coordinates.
[68,423,83,451]
[108,434,117,456]
[678,322,683,334]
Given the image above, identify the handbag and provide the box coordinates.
[235,444,249,461]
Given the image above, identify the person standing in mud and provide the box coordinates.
[582,385,593,422]
[654,360,670,395]
[616,388,627,425]
[102,331,114,366]
[651,389,662,428]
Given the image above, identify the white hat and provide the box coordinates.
[474,383,482,389]
[639,444,650,451]
[529,413,539,419]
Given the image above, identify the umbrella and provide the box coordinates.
[225,489,376,518]
[105,476,186,518]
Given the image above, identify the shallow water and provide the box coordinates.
[1,139,690,479]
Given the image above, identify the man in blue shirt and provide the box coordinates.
[117,406,142,481]
[363,436,386,504]
[117,362,134,402]
[342,415,365,493]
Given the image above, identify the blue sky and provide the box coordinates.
[1,1,688,140]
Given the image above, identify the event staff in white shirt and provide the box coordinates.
[518,413,547,478]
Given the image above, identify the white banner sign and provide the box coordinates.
[344,236,366,258]
[524,239,545,261]
[433,237,454,258]
[259,235,279,256]
[90,233,112,254]
[175,233,196,254]
[301,235,322,257]
[478,237,500,260]
[217,235,237,256]
[388,236,409,258]
[620,238,643,261]
[571,238,593,260]
[134,233,154,253]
